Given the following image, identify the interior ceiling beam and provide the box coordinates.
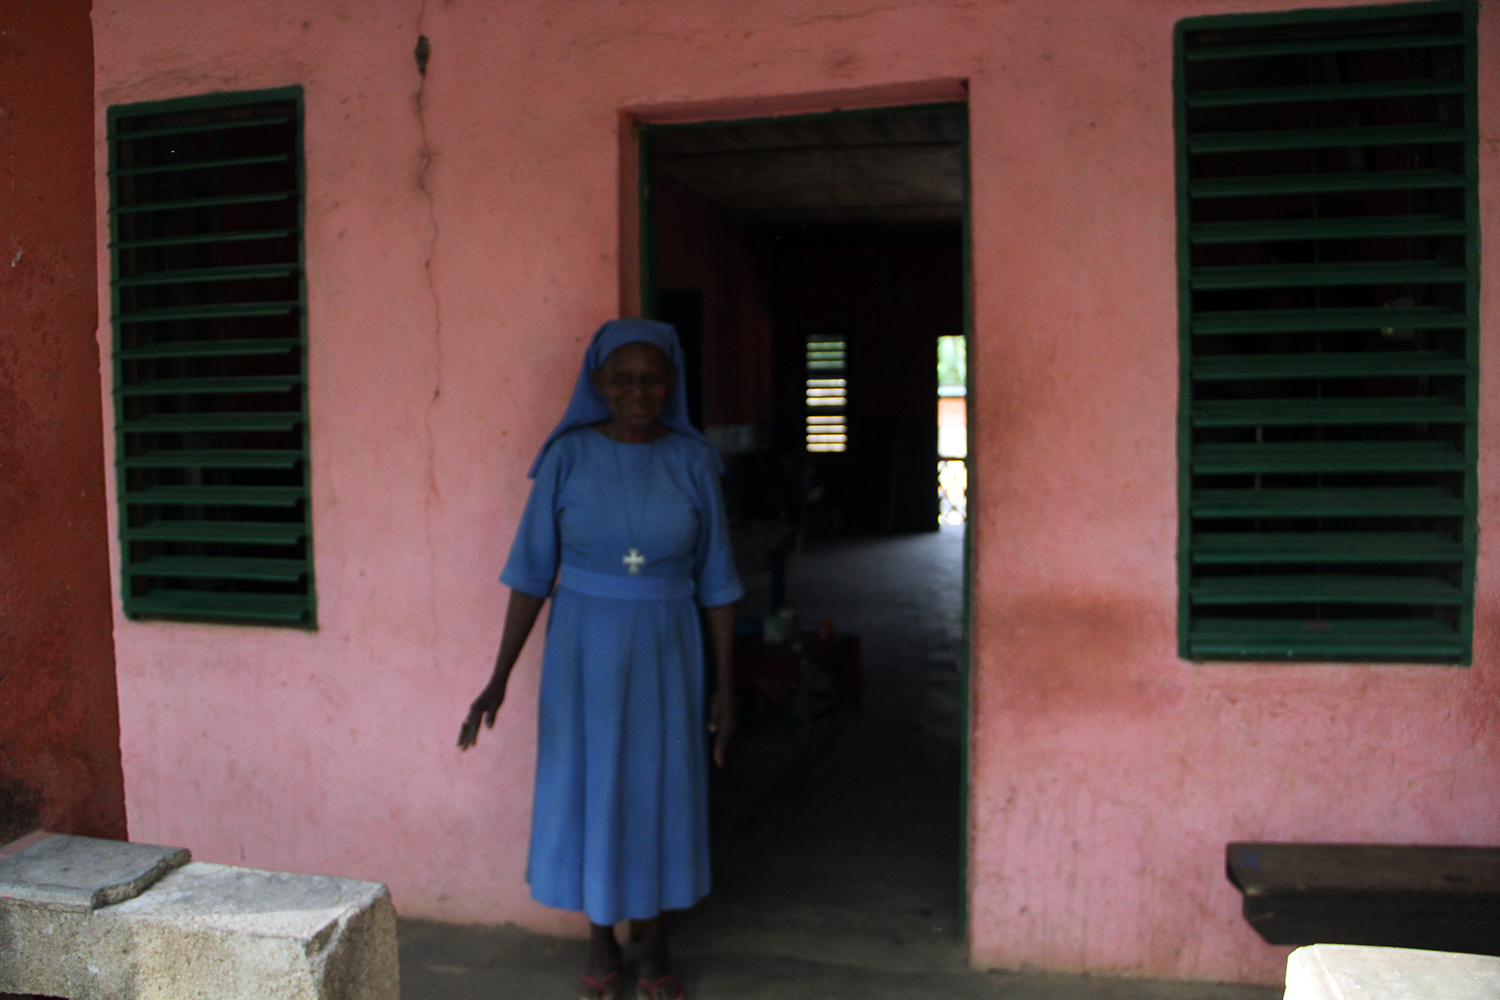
[650,105,967,228]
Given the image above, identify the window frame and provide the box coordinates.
[107,85,316,629]
[1173,0,1479,664]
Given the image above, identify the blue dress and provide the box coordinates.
[501,427,743,925]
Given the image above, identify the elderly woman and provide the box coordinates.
[459,318,742,1000]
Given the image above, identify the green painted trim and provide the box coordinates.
[1173,16,1195,661]
[957,100,972,943]
[105,85,305,122]
[1177,0,1466,33]
[1458,0,1479,665]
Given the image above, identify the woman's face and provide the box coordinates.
[592,341,676,431]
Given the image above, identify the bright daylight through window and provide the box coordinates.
[805,334,847,453]
[938,334,966,525]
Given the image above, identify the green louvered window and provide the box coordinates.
[1175,2,1477,663]
[108,87,315,628]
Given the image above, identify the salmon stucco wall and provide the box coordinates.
[94,0,1499,983]
[1,0,126,845]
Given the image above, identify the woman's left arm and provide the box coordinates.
[704,602,736,767]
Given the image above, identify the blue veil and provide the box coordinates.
[527,318,720,478]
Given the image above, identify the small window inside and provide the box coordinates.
[805,334,848,453]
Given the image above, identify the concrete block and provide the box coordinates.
[0,832,188,911]
[0,861,398,1000]
[1284,943,1500,1000]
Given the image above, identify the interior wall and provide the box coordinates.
[769,231,960,532]
[653,171,774,429]
[93,0,1500,984]
[0,0,126,844]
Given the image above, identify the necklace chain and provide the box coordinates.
[607,430,655,574]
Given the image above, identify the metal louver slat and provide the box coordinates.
[1188,618,1463,661]
[121,521,306,544]
[118,302,299,323]
[125,556,309,583]
[1193,351,1468,380]
[110,191,295,215]
[1191,532,1465,564]
[1190,397,1468,427]
[1190,307,1466,336]
[116,338,299,360]
[1188,123,1466,154]
[118,449,304,469]
[1190,216,1469,243]
[108,115,293,142]
[124,590,310,623]
[123,485,305,506]
[109,152,293,177]
[120,412,303,433]
[110,86,314,628]
[1187,77,1466,108]
[114,262,298,286]
[1184,32,1462,61]
[1192,440,1465,474]
[1191,487,1464,519]
[1190,261,1466,290]
[118,375,301,396]
[1189,168,1465,199]
[110,231,296,251]
[1190,574,1464,605]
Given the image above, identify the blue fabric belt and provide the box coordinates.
[557,564,696,602]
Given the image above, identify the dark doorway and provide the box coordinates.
[639,103,972,954]
[657,287,705,430]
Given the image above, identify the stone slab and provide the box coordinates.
[0,861,398,1000]
[0,832,189,911]
[1284,944,1500,1000]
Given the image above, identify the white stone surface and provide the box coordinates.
[0,832,189,911]
[0,861,398,1000]
[1285,944,1500,1000]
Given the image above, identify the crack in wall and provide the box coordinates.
[414,0,443,670]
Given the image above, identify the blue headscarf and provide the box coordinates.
[527,318,721,478]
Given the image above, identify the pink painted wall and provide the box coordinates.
[93,0,1500,984]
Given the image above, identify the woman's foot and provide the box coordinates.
[636,972,684,1000]
[581,969,622,1000]
[584,923,623,1000]
[631,916,681,998]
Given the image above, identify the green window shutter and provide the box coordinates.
[109,87,315,628]
[1174,2,1477,663]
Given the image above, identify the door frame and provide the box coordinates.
[629,98,976,938]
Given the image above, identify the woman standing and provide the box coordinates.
[459,318,742,1000]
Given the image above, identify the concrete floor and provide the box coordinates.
[400,529,1282,1000]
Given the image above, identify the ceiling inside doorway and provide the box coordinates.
[650,104,967,228]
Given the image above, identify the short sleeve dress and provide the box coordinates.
[501,426,743,925]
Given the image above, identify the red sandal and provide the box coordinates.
[636,972,684,1000]
[581,969,622,1000]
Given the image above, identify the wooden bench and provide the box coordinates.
[1227,842,1500,957]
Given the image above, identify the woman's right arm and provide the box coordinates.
[457,589,546,749]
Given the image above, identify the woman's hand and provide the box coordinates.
[458,589,546,751]
[708,687,735,767]
[703,602,737,767]
[458,680,506,750]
